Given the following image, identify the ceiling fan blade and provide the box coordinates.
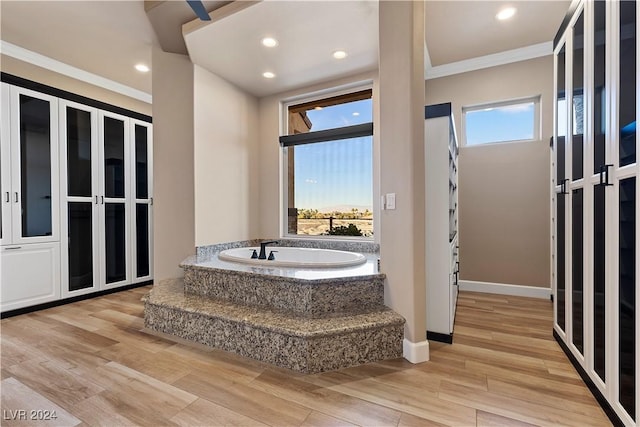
[186,0,211,21]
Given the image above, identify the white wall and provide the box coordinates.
[152,48,195,280]
[255,2,428,353]
[1,55,151,116]
[425,56,553,288]
[459,140,550,287]
[257,71,378,239]
[193,65,259,246]
[378,0,427,350]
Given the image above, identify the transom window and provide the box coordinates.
[462,97,540,146]
[280,89,373,238]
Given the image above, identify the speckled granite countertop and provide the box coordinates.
[181,252,384,282]
[146,279,404,338]
[195,238,380,258]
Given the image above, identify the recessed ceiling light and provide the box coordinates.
[135,64,150,73]
[261,37,278,48]
[496,7,516,20]
[333,50,347,59]
[314,106,323,110]
[352,112,360,116]
[262,71,276,79]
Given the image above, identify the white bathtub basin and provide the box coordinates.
[218,246,367,268]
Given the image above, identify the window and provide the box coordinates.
[462,97,540,146]
[280,89,373,238]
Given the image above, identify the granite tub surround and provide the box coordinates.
[274,238,379,253]
[144,279,405,373]
[143,239,405,372]
[195,239,262,258]
[182,267,384,318]
[185,248,381,281]
[196,238,379,257]
[181,254,385,318]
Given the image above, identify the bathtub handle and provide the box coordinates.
[268,250,278,261]
[250,249,258,259]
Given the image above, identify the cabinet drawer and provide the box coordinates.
[1,243,60,312]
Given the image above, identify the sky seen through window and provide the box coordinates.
[293,99,373,212]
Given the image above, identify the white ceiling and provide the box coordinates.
[0,1,572,100]
[425,0,571,66]
[183,0,379,98]
[146,0,230,55]
[0,0,157,94]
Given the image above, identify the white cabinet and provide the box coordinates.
[1,84,59,245]
[1,79,153,313]
[1,83,61,311]
[1,83,9,246]
[99,111,132,290]
[425,102,459,341]
[553,1,639,425]
[59,100,100,297]
[59,104,154,298]
[130,120,153,284]
[1,243,60,311]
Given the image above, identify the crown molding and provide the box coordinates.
[425,41,553,80]
[1,40,152,104]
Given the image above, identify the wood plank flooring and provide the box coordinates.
[1,287,611,426]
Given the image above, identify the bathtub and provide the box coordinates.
[218,246,367,268]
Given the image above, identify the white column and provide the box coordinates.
[378,0,428,362]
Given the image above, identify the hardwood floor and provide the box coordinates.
[1,287,611,426]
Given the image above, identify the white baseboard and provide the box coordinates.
[458,280,551,299]
[403,338,429,363]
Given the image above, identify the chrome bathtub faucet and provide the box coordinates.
[258,240,279,259]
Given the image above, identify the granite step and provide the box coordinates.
[144,279,405,373]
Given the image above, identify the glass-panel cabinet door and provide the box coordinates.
[104,203,127,284]
[571,10,585,357]
[100,112,129,287]
[0,84,11,246]
[131,121,152,282]
[591,0,607,385]
[555,41,568,335]
[615,0,637,422]
[618,177,636,421]
[9,86,59,244]
[619,0,636,168]
[60,101,99,297]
